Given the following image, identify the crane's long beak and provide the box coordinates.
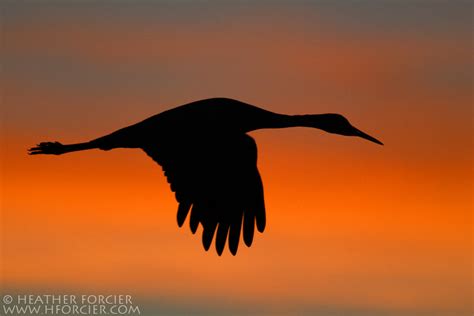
[354,128,384,145]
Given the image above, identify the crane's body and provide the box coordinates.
[29,97,382,255]
[90,98,277,150]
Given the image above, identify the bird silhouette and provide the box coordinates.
[28,98,383,256]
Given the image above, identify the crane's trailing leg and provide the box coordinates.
[28,141,100,155]
[28,123,142,155]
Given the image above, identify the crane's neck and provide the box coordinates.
[253,113,323,130]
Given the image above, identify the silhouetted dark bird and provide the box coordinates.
[28,98,382,255]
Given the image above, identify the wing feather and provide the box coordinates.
[143,133,265,255]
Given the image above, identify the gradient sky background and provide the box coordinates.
[1,1,472,315]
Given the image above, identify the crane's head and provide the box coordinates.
[309,114,383,145]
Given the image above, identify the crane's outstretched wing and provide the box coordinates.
[142,133,266,256]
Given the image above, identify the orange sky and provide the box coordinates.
[1,2,472,315]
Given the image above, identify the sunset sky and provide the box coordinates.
[1,1,472,315]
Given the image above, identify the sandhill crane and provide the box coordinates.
[29,98,382,255]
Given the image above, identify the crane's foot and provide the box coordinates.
[28,142,65,155]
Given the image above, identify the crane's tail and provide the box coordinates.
[28,142,66,155]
